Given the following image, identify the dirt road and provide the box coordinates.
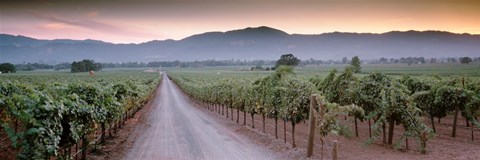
[126,74,276,159]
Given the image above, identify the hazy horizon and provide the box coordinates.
[5,26,480,45]
[1,0,480,43]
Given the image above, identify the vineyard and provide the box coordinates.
[1,64,480,159]
[0,71,161,159]
[167,65,480,158]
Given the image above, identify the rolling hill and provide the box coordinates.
[1,26,479,64]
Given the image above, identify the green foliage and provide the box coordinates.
[275,54,300,68]
[434,86,472,113]
[329,67,357,106]
[316,102,341,137]
[400,75,431,94]
[315,96,364,138]
[350,56,361,73]
[0,72,160,159]
[244,85,258,115]
[231,81,249,112]
[466,80,480,94]
[356,72,391,116]
[312,66,366,137]
[0,63,16,73]
[279,77,312,124]
[412,90,446,121]
[348,72,434,150]
[466,95,480,126]
[338,124,353,138]
[169,66,314,126]
[218,80,234,108]
[1,84,63,159]
[71,59,102,73]
[314,69,337,96]
[252,76,274,117]
[273,65,294,78]
[459,57,473,64]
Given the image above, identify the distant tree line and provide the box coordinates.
[365,56,479,65]
[13,63,71,71]
[101,59,277,68]
[15,63,54,71]
[301,56,480,65]
[4,56,479,72]
[71,59,102,73]
[53,62,72,70]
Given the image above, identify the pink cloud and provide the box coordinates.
[28,11,166,42]
[43,23,68,29]
[87,11,99,18]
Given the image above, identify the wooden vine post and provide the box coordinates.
[332,140,338,160]
[472,121,475,141]
[81,135,87,160]
[101,123,106,143]
[420,131,427,154]
[307,94,317,157]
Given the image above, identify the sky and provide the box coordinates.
[1,0,480,43]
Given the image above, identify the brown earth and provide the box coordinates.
[0,128,18,160]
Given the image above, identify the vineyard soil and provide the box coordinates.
[123,74,286,159]
[0,130,17,160]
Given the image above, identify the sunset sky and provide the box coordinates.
[1,0,479,43]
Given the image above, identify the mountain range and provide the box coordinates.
[1,26,479,64]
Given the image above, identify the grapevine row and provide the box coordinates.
[0,72,161,159]
[168,66,480,154]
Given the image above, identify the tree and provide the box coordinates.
[0,63,16,73]
[342,57,348,64]
[379,57,388,64]
[447,57,457,63]
[54,62,71,70]
[350,56,361,73]
[71,59,102,73]
[460,57,473,64]
[275,54,299,68]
